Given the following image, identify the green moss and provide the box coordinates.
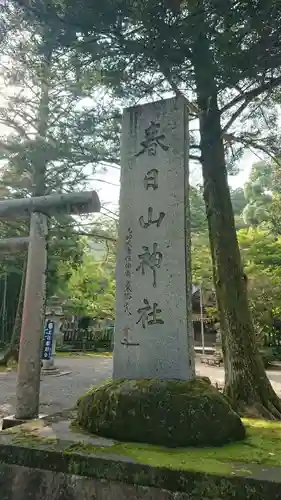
[76,378,112,404]
[106,418,281,471]
[1,419,281,499]
[7,430,59,450]
[63,419,281,475]
[77,378,245,447]
[56,351,112,358]
[11,436,58,449]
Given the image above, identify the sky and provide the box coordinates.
[93,149,257,210]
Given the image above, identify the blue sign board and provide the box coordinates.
[42,320,55,361]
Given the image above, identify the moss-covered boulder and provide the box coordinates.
[76,378,245,447]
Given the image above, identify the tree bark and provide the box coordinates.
[192,29,281,417]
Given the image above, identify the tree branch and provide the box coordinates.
[158,64,200,116]
[222,75,281,115]
[223,132,281,166]
[221,98,251,134]
[0,116,31,139]
[75,231,117,242]
[0,141,21,153]
[102,206,118,219]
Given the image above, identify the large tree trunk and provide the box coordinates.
[191,23,281,416]
[197,92,281,417]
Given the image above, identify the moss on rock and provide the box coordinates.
[76,378,245,447]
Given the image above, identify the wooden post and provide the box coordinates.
[15,212,48,419]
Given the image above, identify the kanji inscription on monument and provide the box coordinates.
[139,207,165,229]
[144,168,159,190]
[136,243,162,288]
[113,97,195,380]
[135,121,169,156]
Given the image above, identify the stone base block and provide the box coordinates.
[76,377,245,447]
[41,367,61,376]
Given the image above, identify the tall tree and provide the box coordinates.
[0,9,120,361]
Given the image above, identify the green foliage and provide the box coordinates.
[63,251,116,318]
[230,188,247,217]
[0,196,28,343]
[0,10,120,334]
[0,16,120,196]
[238,229,281,270]
[238,228,281,335]
[0,265,23,343]
[236,161,281,338]
[18,0,281,89]
[190,186,207,234]
[192,226,281,338]
[242,160,281,236]
[268,194,281,236]
[190,185,247,236]
[77,378,245,447]
[14,0,281,156]
[47,224,86,298]
[243,161,274,227]
[192,233,212,286]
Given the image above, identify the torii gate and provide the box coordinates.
[0,190,100,421]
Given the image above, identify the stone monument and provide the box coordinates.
[76,97,245,447]
[113,96,195,380]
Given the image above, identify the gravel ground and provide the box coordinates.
[1,356,281,419]
[0,356,112,419]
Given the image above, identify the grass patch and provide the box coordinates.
[65,419,281,475]
[55,351,112,358]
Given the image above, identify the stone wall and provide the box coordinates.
[0,440,281,500]
[0,463,199,500]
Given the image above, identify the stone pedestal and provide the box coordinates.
[113,97,194,380]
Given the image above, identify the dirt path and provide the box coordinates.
[1,356,281,419]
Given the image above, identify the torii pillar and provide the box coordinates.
[0,190,100,421]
